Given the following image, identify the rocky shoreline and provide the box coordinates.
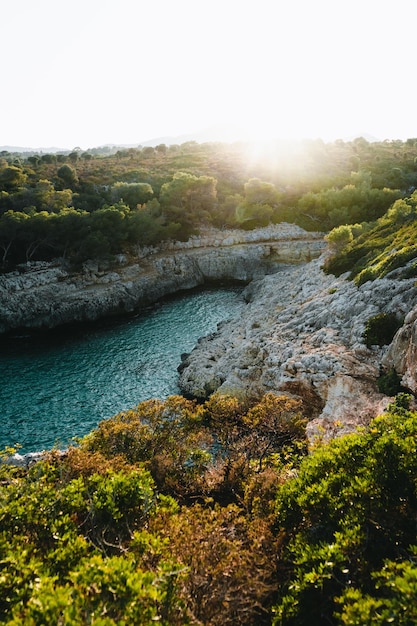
[0,224,324,334]
[178,255,417,440]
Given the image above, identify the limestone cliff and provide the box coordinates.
[0,224,324,334]
[178,257,417,440]
[383,306,417,394]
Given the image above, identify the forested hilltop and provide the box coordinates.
[1,137,417,269]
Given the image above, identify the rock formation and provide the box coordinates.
[383,305,417,394]
[178,257,417,440]
[0,224,324,334]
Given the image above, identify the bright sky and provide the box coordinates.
[2,0,416,150]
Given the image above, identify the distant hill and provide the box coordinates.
[0,146,67,154]
[0,128,381,155]
[0,127,235,155]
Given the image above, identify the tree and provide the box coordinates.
[160,172,217,214]
[87,205,130,256]
[0,165,27,192]
[142,146,155,157]
[127,206,165,246]
[155,143,167,154]
[68,151,79,164]
[234,178,280,229]
[35,179,73,212]
[111,182,154,209]
[216,192,244,227]
[40,153,56,164]
[243,178,279,206]
[0,210,29,266]
[159,172,217,237]
[22,210,57,262]
[57,164,78,188]
[297,172,402,230]
[235,200,273,228]
[52,208,89,259]
[27,155,41,167]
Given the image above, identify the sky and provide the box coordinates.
[2,0,416,150]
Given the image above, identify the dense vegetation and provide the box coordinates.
[1,393,306,625]
[2,136,417,270]
[2,393,417,624]
[324,190,417,284]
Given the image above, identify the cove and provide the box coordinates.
[0,286,245,454]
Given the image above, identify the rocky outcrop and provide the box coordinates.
[158,223,323,251]
[178,258,417,440]
[383,306,417,393]
[0,224,325,334]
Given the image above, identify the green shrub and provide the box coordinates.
[7,554,187,625]
[377,368,404,395]
[324,194,417,283]
[273,406,417,625]
[363,312,402,348]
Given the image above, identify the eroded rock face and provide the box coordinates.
[0,225,325,334]
[178,258,417,439]
[383,307,417,393]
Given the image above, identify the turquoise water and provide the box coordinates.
[0,288,245,453]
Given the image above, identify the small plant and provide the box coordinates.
[363,312,402,348]
[387,392,413,414]
[377,368,404,396]
[403,261,417,278]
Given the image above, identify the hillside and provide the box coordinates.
[324,191,417,284]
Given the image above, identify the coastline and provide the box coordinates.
[0,224,325,335]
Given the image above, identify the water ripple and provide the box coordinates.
[0,287,245,453]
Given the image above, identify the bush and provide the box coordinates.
[150,502,279,626]
[363,312,402,348]
[272,406,417,625]
[0,458,188,624]
[82,396,212,497]
[377,368,404,395]
[5,393,417,623]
